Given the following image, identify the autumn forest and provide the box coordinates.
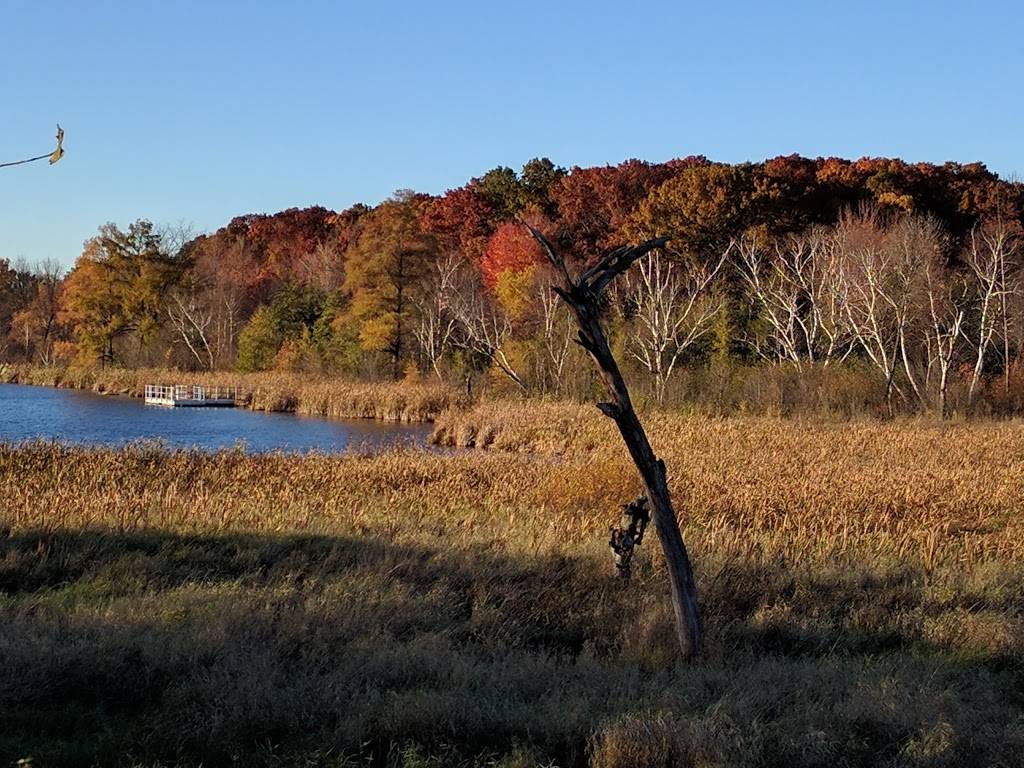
[3,153,1023,416]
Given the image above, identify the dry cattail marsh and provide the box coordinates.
[2,404,1023,766]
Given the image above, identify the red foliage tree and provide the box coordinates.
[550,159,694,261]
[479,222,545,289]
[421,182,495,259]
[753,154,832,233]
[244,206,337,291]
[185,206,348,303]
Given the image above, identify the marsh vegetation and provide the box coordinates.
[3,407,1022,766]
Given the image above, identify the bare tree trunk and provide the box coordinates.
[525,226,703,659]
[538,281,573,396]
[414,253,460,382]
[450,269,529,392]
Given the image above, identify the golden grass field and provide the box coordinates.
[2,399,1024,766]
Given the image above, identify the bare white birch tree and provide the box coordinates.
[922,259,969,418]
[167,281,216,370]
[414,252,461,380]
[202,236,252,367]
[736,233,803,365]
[296,240,346,294]
[536,280,574,395]
[963,220,1021,401]
[211,287,243,367]
[450,272,527,391]
[624,249,726,404]
[737,230,853,368]
[157,221,219,370]
[836,210,939,414]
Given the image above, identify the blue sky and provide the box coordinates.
[2,1,1022,268]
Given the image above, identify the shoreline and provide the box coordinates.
[0,365,465,424]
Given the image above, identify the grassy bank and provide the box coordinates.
[0,365,465,422]
[2,414,1023,766]
[430,398,1024,453]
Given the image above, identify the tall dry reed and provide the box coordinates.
[2,411,1023,765]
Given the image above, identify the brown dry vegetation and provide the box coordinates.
[2,407,1024,766]
[0,365,464,422]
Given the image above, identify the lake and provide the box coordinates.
[0,384,432,453]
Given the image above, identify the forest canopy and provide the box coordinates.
[2,154,1022,415]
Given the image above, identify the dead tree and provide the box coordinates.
[836,212,932,415]
[524,225,703,659]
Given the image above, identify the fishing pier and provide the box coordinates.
[144,384,239,408]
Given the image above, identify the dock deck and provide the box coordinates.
[144,384,238,408]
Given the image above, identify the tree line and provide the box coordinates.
[2,154,1022,415]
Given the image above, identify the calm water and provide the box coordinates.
[0,384,431,453]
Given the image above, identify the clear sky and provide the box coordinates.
[2,0,1022,268]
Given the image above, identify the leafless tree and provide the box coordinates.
[414,252,461,380]
[450,270,527,391]
[835,211,939,414]
[211,286,244,368]
[157,220,196,260]
[623,249,725,403]
[737,230,852,368]
[296,240,346,294]
[195,235,252,368]
[736,234,802,365]
[922,259,969,418]
[7,258,62,364]
[963,220,1021,401]
[536,280,574,396]
[9,311,33,360]
[36,258,62,360]
[167,279,216,370]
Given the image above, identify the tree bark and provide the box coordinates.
[525,226,703,659]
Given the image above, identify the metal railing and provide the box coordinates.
[144,384,238,402]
